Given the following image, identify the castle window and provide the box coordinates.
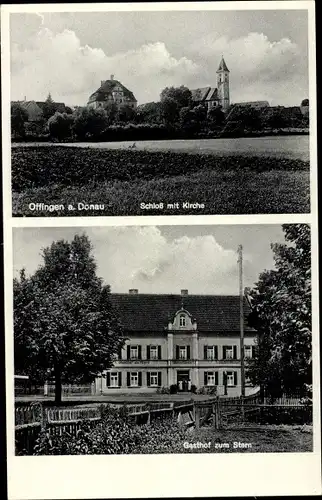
[179,314,186,327]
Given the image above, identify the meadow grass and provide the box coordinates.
[13,167,310,216]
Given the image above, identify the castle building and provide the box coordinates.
[87,75,137,110]
[190,57,230,111]
[94,289,258,396]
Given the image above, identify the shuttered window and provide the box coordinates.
[226,371,238,387]
[147,372,162,387]
[204,371,219,386]
[127,345,142,360]
[127,372,142,387]
[204,346,218,360]
[244,346,252,358]
[223,346,238,360]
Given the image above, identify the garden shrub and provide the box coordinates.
[33,405,188,455]
[169,384,178,394]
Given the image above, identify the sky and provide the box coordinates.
[10,8,309,107]
[12,225,286,295]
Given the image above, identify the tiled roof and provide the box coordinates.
[191,87,211,102]
[110,294,254,332]
[205,87,218,101]
[88,79,137,103]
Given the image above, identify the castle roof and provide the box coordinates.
[217,57,229,73]
[110,293,254,333]
[88,78,137,104]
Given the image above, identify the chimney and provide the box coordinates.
[100,80,105,86]
[110,74,114,81]
[129,289,138,294]
[181,289,188,296]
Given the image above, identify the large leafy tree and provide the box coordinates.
[247,224,311,399]
[72,107,109,139]
[48,112,74,141]
[14,234,124,404]
[11,103,28,138]
[160,86,192,109]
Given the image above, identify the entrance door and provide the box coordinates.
[177,370,190,392]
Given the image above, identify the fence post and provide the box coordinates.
[40,404,47,431]
[146,404,151,425]
[212,398,220,430]
[194,405,200,429]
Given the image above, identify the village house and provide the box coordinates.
[95,289,258,396]
[11,99,67,122]
[87,75,137,110]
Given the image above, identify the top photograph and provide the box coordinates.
[8,5,313,217]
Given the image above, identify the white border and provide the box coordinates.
[2,2,321,499]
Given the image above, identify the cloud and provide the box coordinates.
[86,226,245,294]
[10,27,198,105]
[189,31,306,104]
[10,20,307,107]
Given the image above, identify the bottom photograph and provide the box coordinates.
[12,223,312,455]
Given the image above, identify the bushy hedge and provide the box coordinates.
[33,405,187,455]
[11,146,309,193]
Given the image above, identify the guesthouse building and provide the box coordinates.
[95,289,258,396]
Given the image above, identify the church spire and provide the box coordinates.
[217,56,229,73]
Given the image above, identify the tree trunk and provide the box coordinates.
[54,365,62,405]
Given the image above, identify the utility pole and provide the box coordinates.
[238,245,245,401]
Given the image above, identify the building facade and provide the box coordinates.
[87,75,137,110]
[95,289,258,397]
[191,57,230,111]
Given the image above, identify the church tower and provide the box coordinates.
[216,56,230,111]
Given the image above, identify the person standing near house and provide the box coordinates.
[178,380,183,392]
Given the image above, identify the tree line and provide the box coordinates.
[14,225,311,403]
[11,88,309,142]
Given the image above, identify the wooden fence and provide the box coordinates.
[15,395,312,454]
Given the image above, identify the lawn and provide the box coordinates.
[12,146,310,215]
[186,425,313,453]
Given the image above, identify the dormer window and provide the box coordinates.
[179,314,186,327]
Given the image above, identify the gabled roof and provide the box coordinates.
[88,79,137,103]
[205,87,218,101]
[110,294,254,333]
[12,100,66,111]
[191,87,211,102]
[217,57,229,73]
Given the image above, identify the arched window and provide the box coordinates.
[179,314,186,327]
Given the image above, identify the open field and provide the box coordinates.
[12,145,310,216]
[11,134,310,160]
[188,426,313,453]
